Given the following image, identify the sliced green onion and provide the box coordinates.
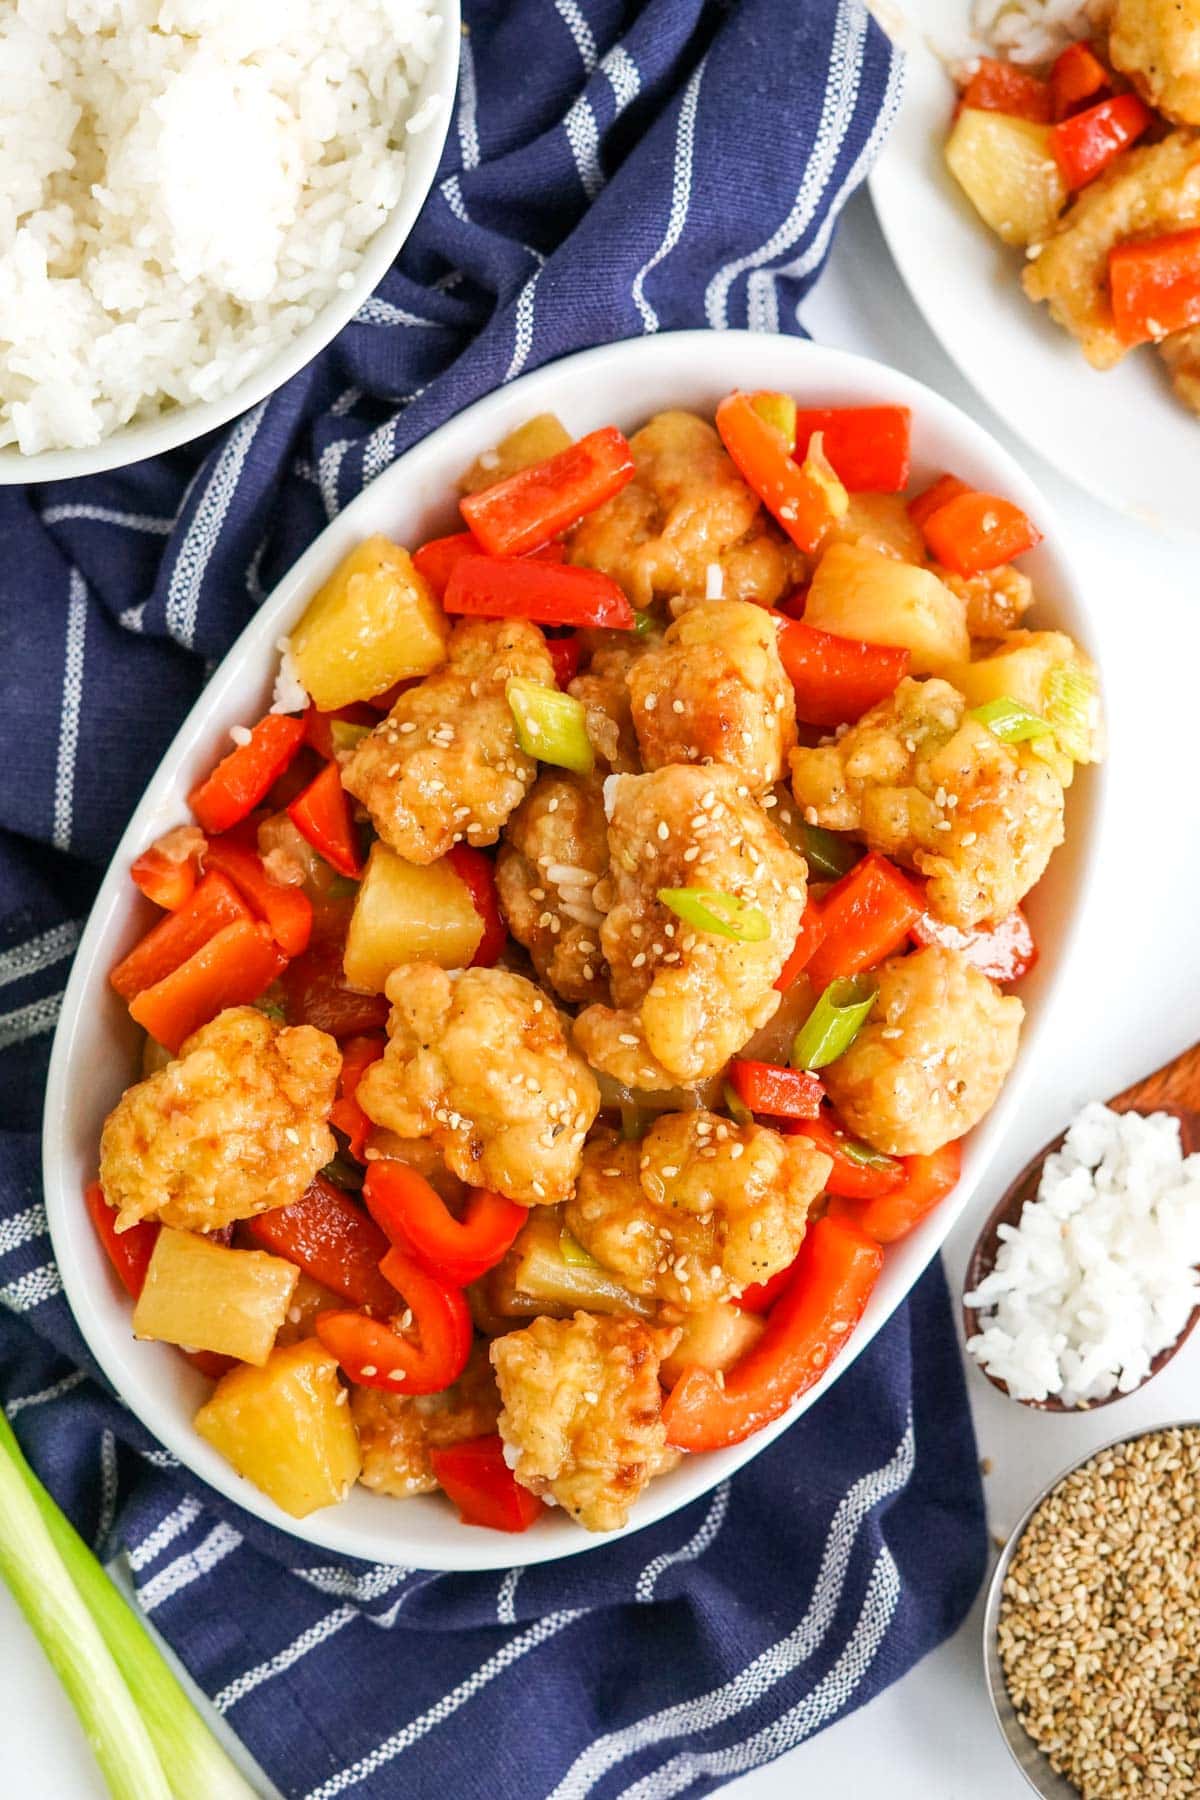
[657,887,770,943]
[633,609,658,636]
[836,1132,901,1172]
[330,719,372,757]
[321,1151,365,1192]
[559,1226,600,1268]
[791,974,877,1070]
[1044,663,1100,763]
[969,695,1053,744]
[751,391,798,453]
[799,821,863,882]
[723,1080,754,1126]
[506,678,594,775]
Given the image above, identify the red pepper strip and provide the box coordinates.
[777,618,910,730]
[128,919,287,1053]
[84,1181,158,1299]
[184,1351,237,1380]
[727,1060,824,1122]
[907,472,971,529]
[1051,93,1151,189]
[911,906,1037,983]
[960,57,1053,122]
[920,491,1043,577]
[828,1140,963,1244]
[110,871,251,1001]
[363,1159,525,1286]
[188,713,307,835]
[791,407,911,493]
[303,701,378,762]
[1110,227,1200,345]
[412,531,485,599]
[789,1110,905,1199]
[804,853,925,991]
[287,762,364,881]
[429,1436,545,1532]
[734,1257,799,1316]
[545,633,583,689]
[317,1248,473,1394]
[130,846,197,912]
[775,898,826,992]
[280,935,390,1038]
[663,1216,884,1451]
[445,845,507,967]
[1050,41,1109,120]
[777,585,810,621]
[245,1173,398,1313]
[329,1034,385,1162]
[202,837,313,957]
[443,555,634,631]
[460,425,635,557]
[716,392,843,553]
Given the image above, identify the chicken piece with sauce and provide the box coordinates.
[789,677,1064,929]
[352,1344,501,1498]
[1109,0,1200,125]
[935,565,1034,640]
[574,765,808,1087]
[99,1006,339,1234]
[356,964,600,1206]
[495,772,610,1006]
[823,944,1023,1157]
[491,1310,681,1531]
[568,629,657,775]
[341,618,555,863]
[1160,324,1200,415]
[567,1114,830,1312]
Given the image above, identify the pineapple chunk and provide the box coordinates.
[133,1228,298,1366]
[291,537,449,710]
[194,1340,361,1518]
[659,1302,766,1388]
[342,843,483,993]
[489,1207,655,1321]
[945,109,1068,249]
[826,493,926,563]
[460,413,573,494]
[946,629,1103,763]
[805,541,969,674]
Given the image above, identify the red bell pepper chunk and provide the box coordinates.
[287,762,364,881]
[412,531,485,599]
[920,490,1042,577]
[1051,93,1151,189]
[444,845,507,967]
[1050,41,1109,120]
[130,844,198,913]
[734,1258,799,1316]
[460,425,636,557]
[280,935,390,1038]
[804,853,924,990]
[1110,227,1200,345]
[910,906,1037,983]
[960,57,1053,123]
[443,555,634,631]
[828,1140,963,1244]
[727,1060,824,1122]
[907,472,971,530]
[663,1216,884,1451]
[328,1034,385,1162]
[128,919,287,1053]
[317,1248,473,1394]
[791,407,911,493]
[790,1109,905,1200]
[776,618,909,729]
[716,392,843,553]
[245,1172,398,1313]
[84,1181,158,1299]
[303,701,377,762]
[545,634,583,689]
[775,898,826,992]
[363,1159,525,1287]
[188,713,307,836]
[777,585,810,621]
[202,838,313,957]
[429,1436,545,1532]
[110,871,251,1001]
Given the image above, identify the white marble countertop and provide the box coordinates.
[4,190,1197,1797]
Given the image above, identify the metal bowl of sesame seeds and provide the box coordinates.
[984,1422,1200,1800]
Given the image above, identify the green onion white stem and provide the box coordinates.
[657,887,770,943]
[506,678,594,775]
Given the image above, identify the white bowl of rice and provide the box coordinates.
[0,0,461,483]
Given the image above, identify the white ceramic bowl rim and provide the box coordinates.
[42,330,1108,1570]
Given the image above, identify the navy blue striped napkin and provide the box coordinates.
[0,2,987,1795]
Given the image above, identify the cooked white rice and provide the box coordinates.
[0,0,443,455]
[965,1102,1200,1406]
[968,0,1094,65]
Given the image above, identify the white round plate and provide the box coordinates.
[43,330,1105,1570]
[868,0,1198,536]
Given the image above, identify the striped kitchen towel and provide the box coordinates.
[0,1,988,1796]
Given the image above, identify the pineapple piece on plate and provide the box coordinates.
[342,843,484,992]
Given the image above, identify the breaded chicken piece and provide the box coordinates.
[568,630,655,775]
[574,766,808,1086]
[567,1115,830,1311]
[790,677,1064,929]
[491,1311,681,1531]
[1110,0,1200,124]
[823,945,1023,1156]
[341,619,555,863]
[935,565,1034,640]
[568,410,805,610]
[1023,133,1200,368]
[495,772,610,1005]
[99,1007,339,1234]
[1160,324,1200,413]
[627,599,797,793]
[357,964,600,1205]
[352,1343,500,1499]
